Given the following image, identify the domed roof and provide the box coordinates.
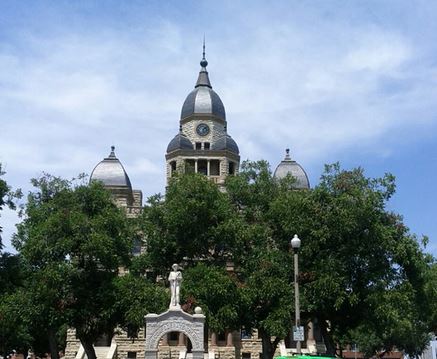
[212,135,239,154]
[181,87,226,121]
[90,146,132,189]
[167,131,193,153]
[273,149,310,189]
[180,50,226,121]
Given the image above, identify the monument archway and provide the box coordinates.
[144,309,205,359]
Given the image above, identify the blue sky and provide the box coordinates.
[0,1,436,256]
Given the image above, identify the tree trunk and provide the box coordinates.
[48,328,59,359]
[81,338,97,359]
[319,318,336,357]
[259,329,281,359]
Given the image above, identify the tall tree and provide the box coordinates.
[13,174,133,359]
[225,160,298,359]
[226,161,434,359]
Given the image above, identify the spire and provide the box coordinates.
[201,35,207,67]
[195,37,212,88]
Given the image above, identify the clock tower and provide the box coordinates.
[165,45,240,186]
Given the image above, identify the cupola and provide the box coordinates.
[273,149,310,189]
[90,146,132,189]
[90,146,134,206]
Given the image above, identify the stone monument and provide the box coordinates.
[144,265,205,359]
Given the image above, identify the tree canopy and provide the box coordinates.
[136,162,435,359]
[6,174,134,359]
[140,173,241,273]
[225,161,435,358]
[1,162,436,359]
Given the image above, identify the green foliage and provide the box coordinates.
[11,174,133,359]
[0,270,68,357]
[114,273,168,336]
[292,164,432,355]
[141,173,241,272]
[0,289,34,355]
[239,248,293,338]
[226,161,434,358]
[2,161,435,359]
[225,161,299,359]
[348,281,430,357]
[182,263,241,333]
[0,252,23,294]
[426,263,437,332]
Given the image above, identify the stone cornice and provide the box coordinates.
[166,150,240,162]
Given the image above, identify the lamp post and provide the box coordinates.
[291,234,302,355]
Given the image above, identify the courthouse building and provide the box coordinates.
[65,49,318,359]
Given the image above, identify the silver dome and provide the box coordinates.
[90,146,132,189]
[167,132,193,153]
[180,53,226,121]
[181,87,226,121]
[273,149,310,189]
[212,135,239,154]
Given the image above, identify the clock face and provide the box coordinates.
[196,123,210,136]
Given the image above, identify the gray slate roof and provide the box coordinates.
[90,146,132,188]
[273,149,310,189]
[212,135,239,154]
[167,133,193,153]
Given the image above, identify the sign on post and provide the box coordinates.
[293,325,305,342]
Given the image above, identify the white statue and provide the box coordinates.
[168,263,182,308]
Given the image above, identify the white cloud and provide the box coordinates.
[344,28,411,72]
[1,2,437,254]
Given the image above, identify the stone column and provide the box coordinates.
[226,332,233,347]
[194,160,198,173]
[178,333,185,346]
[207,160,211,176]
[211,332,217,347]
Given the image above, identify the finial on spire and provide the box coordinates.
[195,37,212,88]
[108,145,116,158]
[285,148,291,160]
[200,35,208,68]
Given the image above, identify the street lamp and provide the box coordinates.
[291,234,302,355]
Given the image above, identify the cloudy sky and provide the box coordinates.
[1,1,436,256]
